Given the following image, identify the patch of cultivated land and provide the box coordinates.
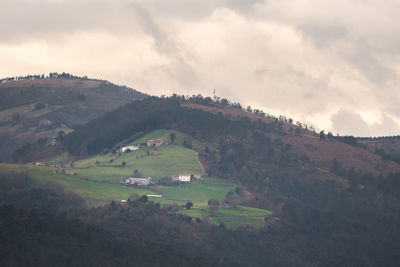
[0,164,155,207]
[209,217,266,229]
[14,129,272,227]
[153,178,234,202]
[73,130,204,181]
[178,204,272,229]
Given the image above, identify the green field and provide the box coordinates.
[2,129,272,228]
[0,164,155,206]
[129,129,201,147]
[178,204,272,229]
[0,163,272,228]
[216,206,272,217]
[179,207,209,218]
[74,166,132,182]
[47,152,73,165]
[130,129,171,145]
[209,217,266,229]
[73,131,204,182]
[153,178,234,202]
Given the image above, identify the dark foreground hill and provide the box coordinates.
[48,95,400,266]
[0,76,146,161]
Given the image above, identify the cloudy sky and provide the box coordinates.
[1,0,400,136]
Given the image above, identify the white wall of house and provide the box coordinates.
[120,145,139,152]
[178,174,191,182]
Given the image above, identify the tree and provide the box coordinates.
[56,131,66,145]
[319,130,325,140]
[185,201,193,210]
[12,113,20,122]
[76,94,86,101]
[139,195,148,203]
[34,103,45,110]
[170,132,176,144]
[208,198,219,217]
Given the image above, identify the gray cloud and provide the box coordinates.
[331,108,400,137]
[1,0,400,136]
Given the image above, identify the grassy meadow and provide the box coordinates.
[73,129,204,182]
[1,129,272,228]
[153,177,234,202]
[0,164,155,207]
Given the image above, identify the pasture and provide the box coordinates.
[153,177,234,202]
[0,164,155,206]
[73,134,204,182]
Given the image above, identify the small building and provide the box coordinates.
[146,194,163,198]
[56,168,75,176]
[178,174,191,182]
[147,139,163,147]
[119,145,140,153]
[125,177,151,187]
[151,150,160,156]
[64,168,75,176]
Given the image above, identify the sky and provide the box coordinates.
[1,0,400,137]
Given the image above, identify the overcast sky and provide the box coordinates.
[1,0,400,136]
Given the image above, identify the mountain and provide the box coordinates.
[0,75,146,161]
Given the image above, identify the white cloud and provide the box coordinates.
[331,108,400,137]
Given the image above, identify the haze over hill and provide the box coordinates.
[0,74,146,161]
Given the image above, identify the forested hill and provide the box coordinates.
[63,95,400,179]
[357,136,400,164]
[0,75,147,161]
[10,95,400,266]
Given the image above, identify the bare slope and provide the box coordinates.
[183,103,400,177]
[0,77,146,161]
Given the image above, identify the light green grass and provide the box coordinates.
[179,205,272,219]
[74,166,132,182]
[131,129,171,145]
[47,152,73,165]
[209,217,265,229]
[74,153,116,168]
[0,164,155,207]
[179,207,208,218]
[25,165,154,200]
[0,164,21,172]
[153,178,235,202]
[128,129,199,146]
[216,206,272,217]
[74,145,204,181]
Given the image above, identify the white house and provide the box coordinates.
[125,177,151,186]
[178,174,191,182]
[120,145,140,153]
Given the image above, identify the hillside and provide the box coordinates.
[183,103,400,177]
[0,75,146,161]
[357,136,400,163]
[47,95,400,266]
